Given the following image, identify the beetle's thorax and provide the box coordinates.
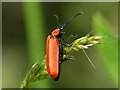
[51,29,61,37]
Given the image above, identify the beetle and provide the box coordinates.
[46,12,83,80]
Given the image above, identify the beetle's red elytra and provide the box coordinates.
[46,12,83,80]
[46,30,60,79]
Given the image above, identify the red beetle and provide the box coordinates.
[46,12,83,80]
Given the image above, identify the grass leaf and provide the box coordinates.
[92,12,118,86]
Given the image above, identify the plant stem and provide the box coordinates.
[20,33,102,88]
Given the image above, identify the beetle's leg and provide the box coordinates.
[61,32,77,46]
[60,56,75,64]
[59,39,68,47]
[61,37,71,46]
[59,37,72,47]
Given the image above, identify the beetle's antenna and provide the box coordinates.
[64,12,83,27]
[54,14,61,26]
[82,48,96,69]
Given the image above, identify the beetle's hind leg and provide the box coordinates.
[60,55,75,64]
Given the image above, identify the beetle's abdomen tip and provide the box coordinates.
[50,72,59,78]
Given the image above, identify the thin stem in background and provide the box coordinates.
[23,2,50,88]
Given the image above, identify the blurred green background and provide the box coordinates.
[2,2,118,88]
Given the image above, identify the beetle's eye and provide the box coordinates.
[58,25,63,30]
[61,26,63,29]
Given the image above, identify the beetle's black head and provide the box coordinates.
[57,25,65,30]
